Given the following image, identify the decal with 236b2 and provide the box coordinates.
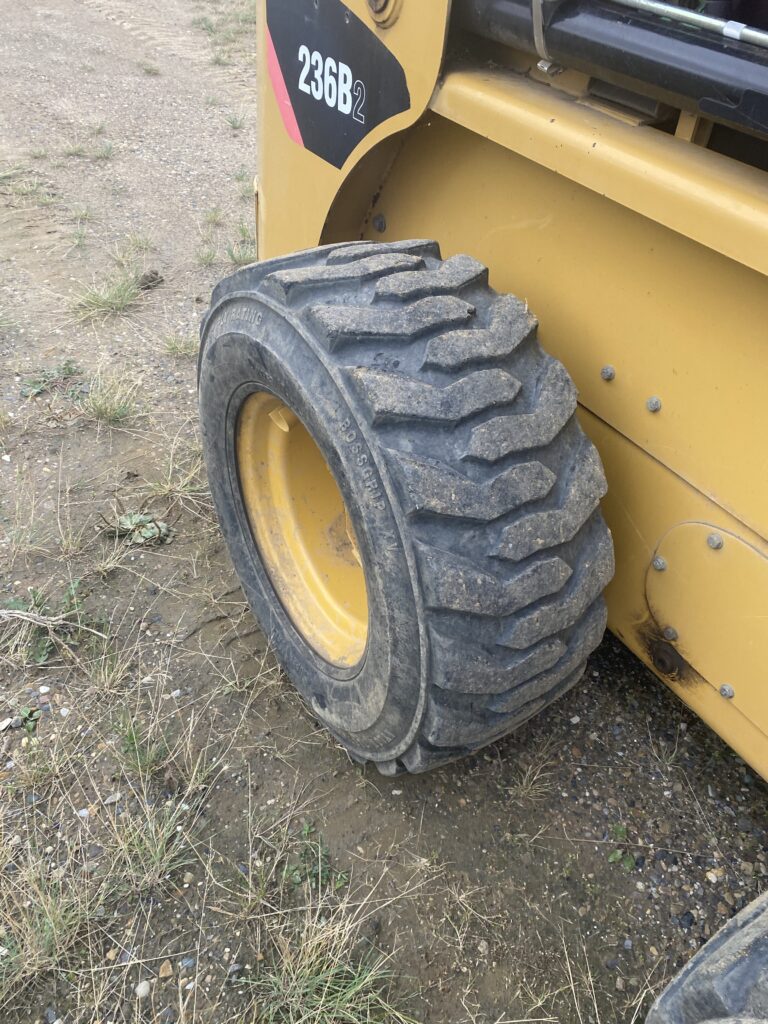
[266,0,410,169]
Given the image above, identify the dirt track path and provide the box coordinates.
[0,3,766,1024]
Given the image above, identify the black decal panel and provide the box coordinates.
[267,0,410,169]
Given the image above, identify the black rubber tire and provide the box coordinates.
[198,239,614,774]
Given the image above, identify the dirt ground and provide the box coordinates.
[0,2,766,1022]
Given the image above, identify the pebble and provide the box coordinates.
[0,718,12,733]
[570,715,581,724]
[60,708,70,718]
[391,789,403,796]
[180,956,196,969]
[77,808,89,819]
[10,717,22,730]
[39,685,50,694]
[135,979,151,999]
[477,939,489,956]
[183,871,194,885]
[103,792,121,806]
[159,958,173,979]
[679,910,695,929]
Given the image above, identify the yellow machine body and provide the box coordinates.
[255,1,768,779]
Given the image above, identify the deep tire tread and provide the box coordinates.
[234,240,613,773]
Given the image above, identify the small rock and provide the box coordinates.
[105,947,118,962]
[39,685,50,695]
[706,871,719,884]
[77,808,89,819]
[10,717,22,730]
[227,963,243,978]
[44,1009,57,1024]
[60,708,70,718]
[741,861,755,877]
[570,715,581,724]
[679,910,695,929]
[477,939,489,956]
[159,958,173,979]
[138,269,163,291]
[623,939,633,950]
[103,792,121,806]
[0,718,12,733]
[135,979,151,999]
[391,789,403,796]
[183,871,194,885]
[180,956,196,970]
[615,977,625,992]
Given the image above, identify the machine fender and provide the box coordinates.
[266,0,410,169]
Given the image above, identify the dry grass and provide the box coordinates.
[164,331,199,359]
[79,371,139,426]
[505,740,558,806]
[74,268,143,319]
[0,838,113,1008]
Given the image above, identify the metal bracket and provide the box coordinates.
[531,0,552,62]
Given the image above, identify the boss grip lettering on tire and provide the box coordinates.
[266,0,409,168]
[198,240,615,774]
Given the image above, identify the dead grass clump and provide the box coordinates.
[79,372,139,426]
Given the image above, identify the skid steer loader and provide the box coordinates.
[198,1,768,1017]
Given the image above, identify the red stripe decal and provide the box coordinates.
[266,26,304,147]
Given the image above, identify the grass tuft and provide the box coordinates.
[164,332,199,359]
[79,372,139,426]
[74,270,142,320]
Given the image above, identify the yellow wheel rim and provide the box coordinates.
[236,391,369,667]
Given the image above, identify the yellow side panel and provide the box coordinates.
[257,0,451,259]
[584,412,768,780]
[359,112,768,777]
[646,523,768,739]
[362,113,768,547]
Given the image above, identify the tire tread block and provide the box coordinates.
[424,295,536,370]
[327,239,440,265]
[350,367,522,424]
[392,452,555,519]
[309,296,475,350]
[467,359,577,461]
[498,443,608,560]
[419,542,572,616]
[430,627,566,694]
[499,525,614,649]
[376,254,487,301]
[264,253,424,300]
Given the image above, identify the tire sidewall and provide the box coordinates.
[198,294,424,761]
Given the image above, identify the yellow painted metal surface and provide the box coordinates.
[346,105,768,776]
[583,411,768,781]
[431,67,768,278]
[254,14,768,775]
[355,111,768,549]
[256,0,452,259]
[646,524,768,741]
[237,392,368,666]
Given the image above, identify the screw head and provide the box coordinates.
[646,396,662,413]
[600,365,616,382]
[652,555,667,572]
[372,213,387,233]
[662,626,678,642]
[719,684,735,699]
[707,533,724,550]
